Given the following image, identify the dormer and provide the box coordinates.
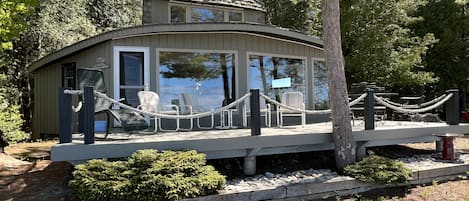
[142,0,266,24]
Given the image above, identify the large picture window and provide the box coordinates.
[159,51,236,109]
[249,55,305,102]
[313,59,330,110]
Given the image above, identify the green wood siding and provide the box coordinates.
[33,64,61,137]
[153,0,169,24]
[33,43,111,137]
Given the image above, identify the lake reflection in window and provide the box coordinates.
[191,8,224,22]
[249,55,305,102]
[313,60,330,110]
[159,52,235,109]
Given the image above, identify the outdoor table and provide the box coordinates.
[433,133,465,160]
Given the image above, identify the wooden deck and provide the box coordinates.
[51,121,469,162]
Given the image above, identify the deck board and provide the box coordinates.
[51,121,469,162]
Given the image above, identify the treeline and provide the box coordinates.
[0,0,141,144]
[266,0,468,96]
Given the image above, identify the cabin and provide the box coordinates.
[29,0,327,138]
[30,1,469,174]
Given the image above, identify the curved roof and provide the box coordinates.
[29,23,323,72]
[176,0,265,11]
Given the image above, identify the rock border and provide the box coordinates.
[183,163,469,201]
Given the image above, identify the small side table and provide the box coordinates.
[433,133,464,160]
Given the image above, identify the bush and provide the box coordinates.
[70,149,226,201]
[0,74,28,145]
[0,105,28,144]
[344,153,412,185]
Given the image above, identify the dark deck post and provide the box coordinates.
[445,89,460,125]
[364,88,375,130]
[58,88,72,143]
[245,89,261,176]
[250,89,261,136]
[83,86,95,144]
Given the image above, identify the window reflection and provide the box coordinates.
[191,8,224,22]
[62,62,76,89]
[249,55,305,102]
[229,12,242,22]
[171,6,186,23]
[119,52,144,107]
[159,51,235,109]
[313,60,330,109]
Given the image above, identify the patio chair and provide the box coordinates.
[243,99,272,127]
[93,96,149,138]
[277,91,306,127]
[137,91,179,132]
[77,68,148,137]
[178,93,214,130]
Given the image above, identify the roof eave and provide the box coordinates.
[29,23,323,72]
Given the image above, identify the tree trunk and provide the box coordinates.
[322,0,356,171]
[258,56,269,96]
[0,131,7,153]
[272,57,281,102]
[220,53,230,105]
[231,55,236,101]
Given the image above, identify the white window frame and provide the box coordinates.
[113,46,150,106]
[311,58,328,110]
[156,48,239,101]
[168,2,244,23]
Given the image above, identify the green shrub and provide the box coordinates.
[344,153,412,185]
[0,103,28,144]
[70,149,226,201]
[0,74,28,144]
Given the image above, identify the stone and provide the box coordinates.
[265,172,275,179]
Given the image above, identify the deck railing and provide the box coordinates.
[58,87,461,145]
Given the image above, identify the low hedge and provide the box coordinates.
[344,153,412,185]
[70,149,226,201]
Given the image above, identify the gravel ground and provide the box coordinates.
[224,169,345,193]
[222,152,469,194]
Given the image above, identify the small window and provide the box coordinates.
[171,5,186,23]
[62,62,76,89]
[191,7,224,22]
[229,11,242,22]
